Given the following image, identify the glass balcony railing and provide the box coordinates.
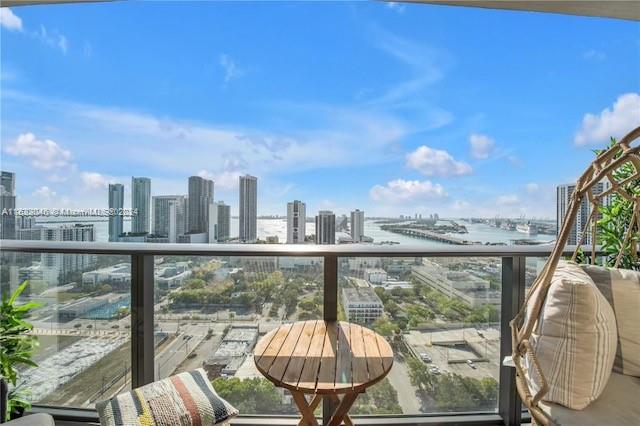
[1,240,595,425]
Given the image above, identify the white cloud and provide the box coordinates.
[574,93,640,146]
[4,133,72,171]
[80,172,113,190]
[469,133,495,159]
[33,186,57,199]
[219,53,242,84]
[497,194,520,206]
[36,25,69,54]
[406,146,472,177]
[583,49,605,61]
[58,35,68,54]
[197,169,243,190]
[452,200,470,210]
[506,155,521,167]
[83,41,93,58]
[370,179,446,203]
[0,8,22,32]
[2,90,412,210]
[525,183,539,193]
[386,2,405,13]
[365,28,448,109]
[67,97,407,177]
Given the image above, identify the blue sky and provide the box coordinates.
[1,1,639,219]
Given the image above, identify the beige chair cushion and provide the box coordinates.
[539,373,640,426]
[581,264,640,377]
[525,261,617,410]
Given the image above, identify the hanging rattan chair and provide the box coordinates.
[509,125,640,425]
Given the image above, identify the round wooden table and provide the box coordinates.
[254,320,394,426]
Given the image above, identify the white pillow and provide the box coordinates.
[526,261,617,410]
[581,264,640,377]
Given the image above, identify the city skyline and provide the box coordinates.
[1,3,639,219]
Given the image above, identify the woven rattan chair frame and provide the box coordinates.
[510,126,640,425]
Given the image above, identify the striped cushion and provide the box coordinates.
[96,369,238,426]
[525,261,617,410]
[580,265,640,377]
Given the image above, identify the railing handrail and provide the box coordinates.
[0,239,599,257]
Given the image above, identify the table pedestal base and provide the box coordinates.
[292,390,359,426]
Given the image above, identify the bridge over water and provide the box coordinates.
[383,227,472,245]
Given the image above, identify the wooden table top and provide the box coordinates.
[254,320,393,394]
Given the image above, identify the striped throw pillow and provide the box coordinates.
[580,265,640,377]
[525,261,617,410]
[96,369,238,426]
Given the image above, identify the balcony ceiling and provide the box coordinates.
[2,0,640,21]
[406,1,640,21]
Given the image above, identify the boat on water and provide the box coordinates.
[516,222,538,235]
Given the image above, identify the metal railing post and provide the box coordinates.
[323,254,338,321]
[323,254,338,425]
[499,256,525,426]
[131,253,155,388]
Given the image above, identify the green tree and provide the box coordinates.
[407,356,498,412]
[352,379,402,414]
[212,377,291,414]
[98,284,113,294]
[183,278,206,290]
[372,317,399,337]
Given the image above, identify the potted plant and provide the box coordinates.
[0,281,40,422]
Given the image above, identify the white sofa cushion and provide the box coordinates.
[581,264,640,377]
[539,373,640,425]
[526,261,617,409]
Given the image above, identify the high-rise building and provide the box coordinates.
[315,210,336,245]
[1,171,15,195]
[0,171,16,240]
[208,202,218,243]
[216,201,231,242]
[188,176,214,234]
[557,180,611,246]
[108,184,124,242]
[350,209,365,243]
[40,224,97,285]
[131,177,151,234]
[239,175,257,242]
[287,200,306,244]
[153,195,186,238]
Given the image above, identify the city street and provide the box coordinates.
[386,355,423,414]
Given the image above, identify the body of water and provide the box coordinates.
[36,218,555,246]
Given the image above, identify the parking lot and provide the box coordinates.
[405,326,500,381]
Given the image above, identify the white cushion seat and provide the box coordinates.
[539,373,640,426]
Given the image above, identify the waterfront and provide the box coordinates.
[35,217,555,246]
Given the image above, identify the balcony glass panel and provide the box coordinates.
[339,256,501,415]
[153,255,324,416]
[0,251,131,409]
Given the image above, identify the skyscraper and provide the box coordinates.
[208,202,218,243]
[0,171,15,196]
[315,210,336,245]
[557,180,611,245]
[108,183,124,242]
[131,177,151,234]
[287,200,306,244]
[0,171,16,240]
[239,175,257,242]
[217,201,231,242]
[188,176,214,234]
[41,224,96,284]
[350,209,365,243]
[153,195,186,238]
